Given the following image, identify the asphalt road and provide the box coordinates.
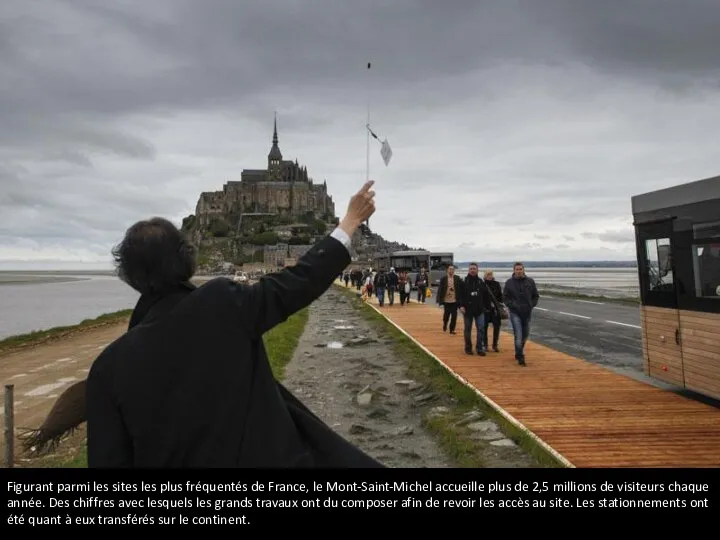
[431,293,719,407]
[522,294,645,378]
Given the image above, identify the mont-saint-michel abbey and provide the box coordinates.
[184,117,404,272]
[182,117,346,273]
[194,117,336,226]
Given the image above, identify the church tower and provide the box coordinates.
[267,113,282,181]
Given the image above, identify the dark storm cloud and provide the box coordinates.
[5,0,718,120]
[1,0,720,263]
[537,0,720,82]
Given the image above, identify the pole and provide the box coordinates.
[4,384,14,468]
[365,61,371,227]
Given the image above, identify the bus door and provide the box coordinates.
[636,219,685,388]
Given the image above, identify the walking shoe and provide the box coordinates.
[492,346,499,352]
[477,350,486,356]
[465,349,473,355]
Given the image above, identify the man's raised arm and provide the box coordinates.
[230,180,376,337]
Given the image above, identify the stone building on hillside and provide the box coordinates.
[194,116,336,227]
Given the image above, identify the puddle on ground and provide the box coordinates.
[333,325,355,330]
[326,341,345,349]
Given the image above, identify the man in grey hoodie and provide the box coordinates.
[502,262,539,366]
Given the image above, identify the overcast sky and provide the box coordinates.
[2,0,720,269]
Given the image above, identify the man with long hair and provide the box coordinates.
[25,181,381,468]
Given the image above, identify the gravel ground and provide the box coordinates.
[282,287,540,468]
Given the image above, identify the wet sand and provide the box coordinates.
[0,274,90,285]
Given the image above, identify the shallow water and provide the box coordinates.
[0,268,639,339]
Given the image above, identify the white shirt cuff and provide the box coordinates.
[330,227,352,253]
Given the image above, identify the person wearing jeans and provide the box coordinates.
[459,263,489,355]
[502,262,540,366]
[509,311,531,363]
[386,267,398,306]
[373,269,387,307]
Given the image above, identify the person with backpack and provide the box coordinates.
[373,268,388,307]
[385,267,398,305]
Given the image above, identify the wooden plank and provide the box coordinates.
[641,305,684,386]
[356,288,720,467]
[680,309,720,323]
[679,311,720,399]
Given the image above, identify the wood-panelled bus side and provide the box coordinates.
[632,175,720,400]
[677,206,720,400]
[680,310,720,400]
[634,219,685,387]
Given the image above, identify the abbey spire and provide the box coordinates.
[268,112,282,167]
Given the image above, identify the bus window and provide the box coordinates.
[645,238,673,292]
[692,220,720,298]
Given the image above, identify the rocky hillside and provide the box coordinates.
[180,211,416,273]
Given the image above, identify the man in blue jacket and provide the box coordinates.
[502,262,540,366]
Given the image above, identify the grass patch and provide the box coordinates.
[263,308,310,381]
[45,308,309,468]
[335,284,566,468]
[0,309,133,357]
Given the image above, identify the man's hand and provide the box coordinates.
[338,180,376,237]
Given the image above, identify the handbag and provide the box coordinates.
[486,283,508,320]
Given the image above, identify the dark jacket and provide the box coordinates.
[503,275,539,317]
[373,271,388,288]
[86,234,383,468]
[386,271,398,290]
[436,274,463,305]
[484,279,502,311]
[460,274,489,315]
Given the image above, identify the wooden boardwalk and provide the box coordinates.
[348,286,720,467]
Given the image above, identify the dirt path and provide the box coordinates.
[283,287,539,468]
[0,322,128,465]
[1,286,541,468]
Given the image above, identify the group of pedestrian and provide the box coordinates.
[436,262,539,366]
[343,266,428,307]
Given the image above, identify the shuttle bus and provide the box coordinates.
[373,250,454,287]
[631,174,720,400]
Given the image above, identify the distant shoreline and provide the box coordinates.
[0,275,91,286]
[0,309,132,356]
